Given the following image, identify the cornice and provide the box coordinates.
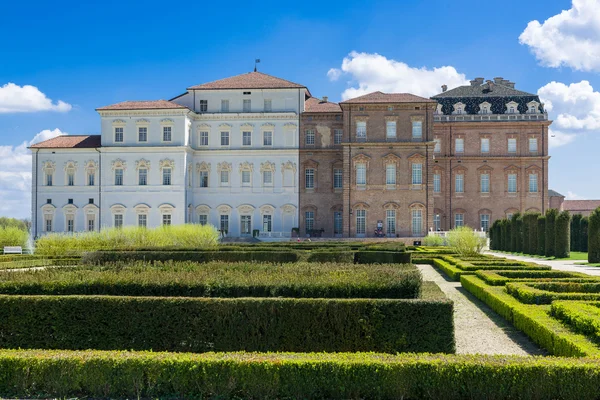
[99,110,189,117]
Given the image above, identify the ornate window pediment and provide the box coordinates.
[84,160,97,171]
[41,204,56,214]
[62,204,78,214]
[219,123,232,129]
[352,153,371,167]
[136,119,150,125]
[283,122,297,128]
[196,204,211,214]
[197,123,211,130]
[240,123,254,130]
[216,204,232,214]
[159,159,175,170]
[260,161,275,172]
[112,159,127,170]
[217,162,232,172]
[352,202,370,210]
[196,161,211,172]
[158,203,175,214]
[477,165,494,172]
[239,161,254,172]
[452,165,468,172]
[527,101,540,114]
[453,102,466,115]
[42,161,56,172]
[261,122,276,129]
[302,159,319,169]
[259,204,275,215]
[83,203,99,214]
[504,164,520,172]
[281,203,296,214]
[407,153,425,161]
[110,204,127,214]
[134,203,151,214]
[112,119,127,126]
[525,165,542,173]
[479,102,492,114]
[135,159,151,170]
[409,202,426,209]
[160,118,174,125]
[382,153,401,165]
[281,161,297,173]
[383,202,400,210]
[64,161,78,172]
[237,204,255,214]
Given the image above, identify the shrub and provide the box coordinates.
[582,217,590,253]
[0,295,454,354]
[423,234,445,247]
[555,211,572,258]
[589,208,600,264]
[545,209,558,257]
[529,213,539,256]
[505,282,600,304]
[510,213,521,252]
[522,213,531,255]
[501,219,509,251]
[354,251,411,264]
[0,227,28,249]
[537,215,546,256]
[306,251,354,263]
[571,214,583,252]
[551,301,600,342]
[82,250,299,264]
[446,227,486,256]
[514,214,524,253]
[475,269,592,286]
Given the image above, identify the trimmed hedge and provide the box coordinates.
[306,251,354,263]
[505,282,600,304]
[590,207,600,263]
[0,295,455,354]
[545,209,558,257]
[476,270,593,286]
[0,351,600,399]
[433,259,464,281]
[82,250,299,264]
[551,301,600,342]
[555,211,572,258]
[0,258,80,269]
[537,215,546,256]
[354,251,411,264]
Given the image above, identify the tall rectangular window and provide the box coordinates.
[480,214,490,231]
[529,138,538,153]
[434,173,441,193]
[221,99,229,112]
[508,173,517,193]
[199,100,207,112]
[263,170,273,186]
[199,131,209,146]
[305,211,314,232]
[243,99,251,112]
[434,138,441,153]
[386,164,396,185]
[412,209,422,236]
[356,209,366,235]
[242,170,251,185]
[220,171,229,185]
[305,168,315,189]
[356,121,366,139]
[333,169,343,189]
[67,172,75,186]
[163,214,172,226]
[220,215,229,232]
[480,173,490,193]
[455,213,464,228]
[199,171,208,187]
[163,126,172,142]
[242,131,252,146]
[114,214,123,228]
[264,99,272,112]
[386,210,396,235]
[263,131,273,146]
[88,172,95,186]
[139,169,148,186]
[221,132,229,146]
[529,173,538,193]
[356,164,366,185]
[508,138,517,153]
[334,212,342,235]
[386,121,396,138]
[412,163,422,185]
[241,215,252,235]
[46,173,53,186]
[481,138,490,153]
[305,129,315,145]
[162,168,172,186]
[138,214,147,228]
[334,129,343,144]
[455,174,464,193]
[45,216,52,232]
[138,127,147,142]
[87,216,95,232]
[114,127,124,143]
[115,169,123,186]
[412,121,422,139]
[198,215,208,226]
[262,215,272,232]
[434,214,441,231]
[66,216,74,233]
[455,138,464,153]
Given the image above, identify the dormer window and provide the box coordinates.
[479,102,491,114]
[505,101,519,114]
[435,104,443,115]
[452,102,466,115]
[527,101,540,114]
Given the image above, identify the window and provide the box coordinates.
[46,173,53,186]
[163,214,172,226]
[264,99,272,112]
[356,164,366,185]
[508,173,517,193]
[263,131,273,146]
[263,170,273,186]
[220,170,229,185]
[333,169,343,189]
[45,216,53,232]
[198,215,207,226]
[455,138,464,153]
[412,121,422,139]
[326,212,340,236]
[88,172,95,186]
[356,121,366,139]
[356,210,366,235]
[305,168,315,189]
[89,198,94,204]
[455,213,464,228]
[162,168,172,186]
[220,215,229,232]
[305,211,314,233]
[115,127,124,143]
[139,168,148,186]
[508,138,517,153]
[481,105,489,114]
[115,169,123,186]
[262,215,272,232]
[434,214,441,231]
[162,126,172,142]
[67,171,75,186]
[530,105,537,113]
[386,121,396,138]
[529,138,538,153]
[138,127,147,142]
[455,173,464,193]
[481,138,490,153]
[199,100,207,112]
[87,216,95,232]
[66,216,74,233]
[221,99,229,112]
[242,170,251,185]
[334,129,343,144]
[114,214,123,228]
[243,99,251,112]
[68,199,73,204]
[242,131,252,146]
[412,163,422,185]
[529,173,538,193]
[480,214,490,231]
[509,106,516,113]
[434,173,441,193]
[46,199,52,204]
[434,138,441,153]
[240,215,252,235]
[507,213,514,220]
[386,164,396,185]
[199,171,208,187]
[412,209,422,236]
[305,129,315,145]
[386,210,396,235]
[199,131,209,146]
[480,173,490,193]
[221,132,229,146]
[137,214,147,228]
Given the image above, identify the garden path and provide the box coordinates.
[417,264,545,356]
[486,252,600,276]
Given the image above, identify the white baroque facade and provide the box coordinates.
[31,72,306,238]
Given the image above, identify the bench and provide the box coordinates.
[3,246,23,255]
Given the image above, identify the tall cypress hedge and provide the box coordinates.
[589,208,600,263]
[490,221,500,250]
[515,214,524,253]
[529,213,539,255]
[581,217,589,253]
[505,218,512,252]
[545,209,558,257]
[537,215,546,256]
[511,213,521,253]
[522,213,531,255]
[571,214,583,252]
[500,219,508,251]
[555,211,571,259]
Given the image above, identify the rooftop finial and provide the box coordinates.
[254,59,261,72]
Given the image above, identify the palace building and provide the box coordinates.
[30,73,550,238]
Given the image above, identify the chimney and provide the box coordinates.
[441,84,447,92]
[470,77,484,86]
[494,77,504,84]
[486,80,494,91]
[322,96,328,103]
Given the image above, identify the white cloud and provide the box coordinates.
[548,129,577,148]
[519,0,600,72]
[566,191,587,200]
[0,129,65,219]
[0,83,72,113]
[328,51,470,100]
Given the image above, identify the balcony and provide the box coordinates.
[434,112,548,123]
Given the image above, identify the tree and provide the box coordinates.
[514,214,524,253]
[589,208,600,264]
[522,213,531,255]
[529,213,539,255]
[545,209,558,257]
[501,219,508,251]
[537,215,546,256]
[571,214,582,252]
[505,218,512,252]
[511,213,521,253]
[555,211,571,259]
[447,226,487,256]
[581,217,589,253]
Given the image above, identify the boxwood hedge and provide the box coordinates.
[82,250,300,264]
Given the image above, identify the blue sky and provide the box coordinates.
[1,0,599,218]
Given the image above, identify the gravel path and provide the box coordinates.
[417,264,545,355]
[486,251,600,276]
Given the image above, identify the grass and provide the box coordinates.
[492,250,589,261]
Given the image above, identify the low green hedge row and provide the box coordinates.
[433,259,465,281]
[354,251,412,264]
[434,256,550,280]
[460,275,600,357]
[0,258,80,269]
[1,351,600,400]
[506,282,600,304]
[476,270,593,286]
[306,251,355,263]
[0,295,454,354]
[82,250,300,264]
[551,301,600,342]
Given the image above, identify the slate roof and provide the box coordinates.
[548,189,565,198]
[29,135,102,149]
[341,91,436,104]
[432,83,535,99]
[562,200,600,212]
[305,97,342,113]
[96,100,188,111]
[188,71,307,91]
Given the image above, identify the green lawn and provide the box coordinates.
[493,250,589,261]
[555,251,588,261]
